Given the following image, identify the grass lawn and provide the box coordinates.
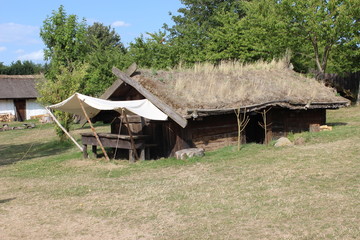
[0,107,359,239]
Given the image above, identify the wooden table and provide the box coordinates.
[80,133,149,162]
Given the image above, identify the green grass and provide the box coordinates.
[0,107,359,239]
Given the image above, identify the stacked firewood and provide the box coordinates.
[30,114,52,123]
[0,113,15,122]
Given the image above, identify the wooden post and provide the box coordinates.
[123,111,139,161]
[258,107,272,145]
[76,95,110,161]
[234,108,250,151]
[92,145,97,157]
[82,144,88,158]
[45,107,83,152]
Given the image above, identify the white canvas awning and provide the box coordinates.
[47,93,168,121]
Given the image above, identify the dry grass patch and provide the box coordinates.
[0,106,359,239]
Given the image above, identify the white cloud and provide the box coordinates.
[17,50,44,61]
[111,21,131,27]
[0,46,6,52]
[0,22,40,44]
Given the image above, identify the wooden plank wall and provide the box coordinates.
[107,108,327,158]
[268,108,326,139]
[145,115,241,158]
[159,121,192,157]
[189,114,240,151]
[160,114,240,154]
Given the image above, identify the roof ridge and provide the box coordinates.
[0,75,41,79]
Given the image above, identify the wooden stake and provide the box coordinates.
[46,107,83,152]
[76,95,110,161]
[123,110,139,162]
[258,107,272,145]
[234,107,250,151]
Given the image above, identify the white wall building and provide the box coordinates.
[0,75,47,121]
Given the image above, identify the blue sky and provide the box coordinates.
[0,0,184,65]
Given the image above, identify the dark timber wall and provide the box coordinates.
[187,114,240,151]
[108,108,327,158]
[156,108,327,157]
[268,108,326,140]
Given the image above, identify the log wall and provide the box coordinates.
[159,108,327,157]
[156,115,243,157]
[104,108,327,158]
[187,114,240,151]
[268,108,326,139]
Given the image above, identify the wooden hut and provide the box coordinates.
[317,71,360,104]
[94,62,349,159]
[0,75,47,121]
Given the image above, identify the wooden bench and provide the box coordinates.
[80,133,150,162]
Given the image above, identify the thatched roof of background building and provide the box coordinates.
[127,60,348,116]
[0,75,40,99]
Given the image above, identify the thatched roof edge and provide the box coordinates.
[185,100,350,118]
[0,75,40,99]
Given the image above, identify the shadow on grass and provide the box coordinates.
[0,197,16,204]
[0,140,74,166]
[327,122,347,126]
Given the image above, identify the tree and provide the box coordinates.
[0,62,7,74]
[328,41,360,73]
[83,43,130,96]
[279,0,360,74]
[37,63,88,140]
[86,22,125,51]
[40,5,87,72]
[83,22,129,96]
[0,60,44,75]
[204,10,248,62]
[39,5,88,139]
[127,31,175,69]
[204,1,280,63]
[165,0,246,64]
[222,0,360,74]
[39,6,129,139]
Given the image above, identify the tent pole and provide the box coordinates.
[45,107,83,152]
[123,110,139,162]
[76,96,110,161]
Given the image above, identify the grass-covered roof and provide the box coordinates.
[131,59,348,115]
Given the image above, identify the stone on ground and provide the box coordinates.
[274,137,293,147]
[175,148,205,160]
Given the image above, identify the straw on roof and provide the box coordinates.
[132,59,348,114]
[0,75,41,99]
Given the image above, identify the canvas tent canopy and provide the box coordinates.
[46,93,168,159]
[47,93,168,121]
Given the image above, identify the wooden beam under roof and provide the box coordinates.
[112,67,188,128]
[100,79,125,100]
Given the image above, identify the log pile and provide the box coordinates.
[0,113,15,122]
[30,114,53,123]
[320,125,333,131]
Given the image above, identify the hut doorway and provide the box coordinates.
[14,99,26,121]
[245,113,265,143]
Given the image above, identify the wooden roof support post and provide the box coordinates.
[122,110,139,162]
[77,95,110,161]
[45,107,83,152]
